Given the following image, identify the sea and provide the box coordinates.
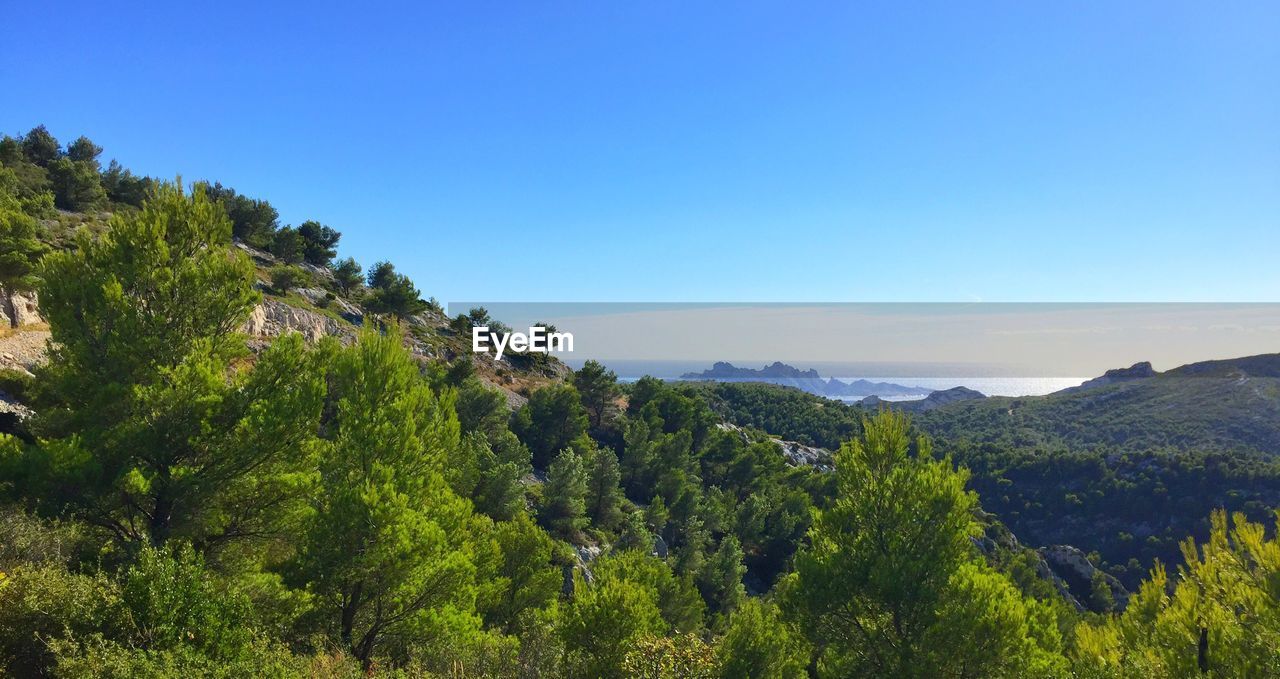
[565,359,1088,399]
[819,376,1088,400]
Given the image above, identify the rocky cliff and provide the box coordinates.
[1065,361,1156,392]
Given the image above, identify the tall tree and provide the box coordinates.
[0,189,47,295]
[781,410,1064,678]
[201,182,278,248]
[269,225,305,264]
[290,328,480,668]
[329,256,363,295]
[101,159,154,207]
[572,360,621,434]
[1073,510,1280,678]
[716,599,810,679]
[591,550,705,634]
[64,136,103,166]
[20,125,60,167]
[540,449,588,538]
[585,447,625,532]
[363,261,427,318]
[561,574,666,679]
[297,220,341,265]
[366,260,397,289]
[479,512,561,634]
[697,535,746,616]
[10,182,324,548]
[47,157,106,212]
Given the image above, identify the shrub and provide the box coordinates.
[270,265,308,294]
[0,369,32,402]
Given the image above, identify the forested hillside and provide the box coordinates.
[2,126,1279,677]
[692,363,1280,591]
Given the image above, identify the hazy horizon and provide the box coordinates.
[462,302,1280,377]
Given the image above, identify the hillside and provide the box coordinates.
[0,126,566,416]
[915,354,1280,587]
[920,355,1280,458]
[687,358,1280,589]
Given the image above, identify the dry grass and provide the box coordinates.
[0,322,50,339]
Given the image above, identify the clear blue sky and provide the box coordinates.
[3,1,1277,303]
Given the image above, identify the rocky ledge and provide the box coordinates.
[244,299,358,344]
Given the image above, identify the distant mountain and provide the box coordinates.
[681,361,932,400]
[685,361,822,379]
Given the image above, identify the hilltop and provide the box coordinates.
[0,126,566,416]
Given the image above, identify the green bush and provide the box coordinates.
[0,564,122,676]
[0,369,32,402]
[270,265,308,294]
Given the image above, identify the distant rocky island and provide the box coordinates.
[681,361,932,400]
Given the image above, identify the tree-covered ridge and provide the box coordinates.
[0,125,448,321]
[692,378,1280,590]
[1,160,1279,675]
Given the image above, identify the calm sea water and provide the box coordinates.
[823,377,1087,399]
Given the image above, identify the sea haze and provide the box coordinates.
[567,359,1087,398]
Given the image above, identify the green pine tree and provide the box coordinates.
[9,182,324,549]
[289,328,480,668]
[585,447,626,532]
[541,449,588,538]
[782,410,1065,678]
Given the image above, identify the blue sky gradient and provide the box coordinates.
[3,1,1277,302]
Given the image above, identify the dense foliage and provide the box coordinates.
[0,143,1277,676]
[694,380,1280,590]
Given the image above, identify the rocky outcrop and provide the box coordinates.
[1068,362,1156,392]
[772,438,833,471]
[652,534,669,559]
[913,386,985,410]
[0,289,42,328]
[713,422,834,470]
[244,299,357,343]
[1167,353,1280,379]
[1040,544,1130,611]
[971,521,1084,611]
[291,288,364,325]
